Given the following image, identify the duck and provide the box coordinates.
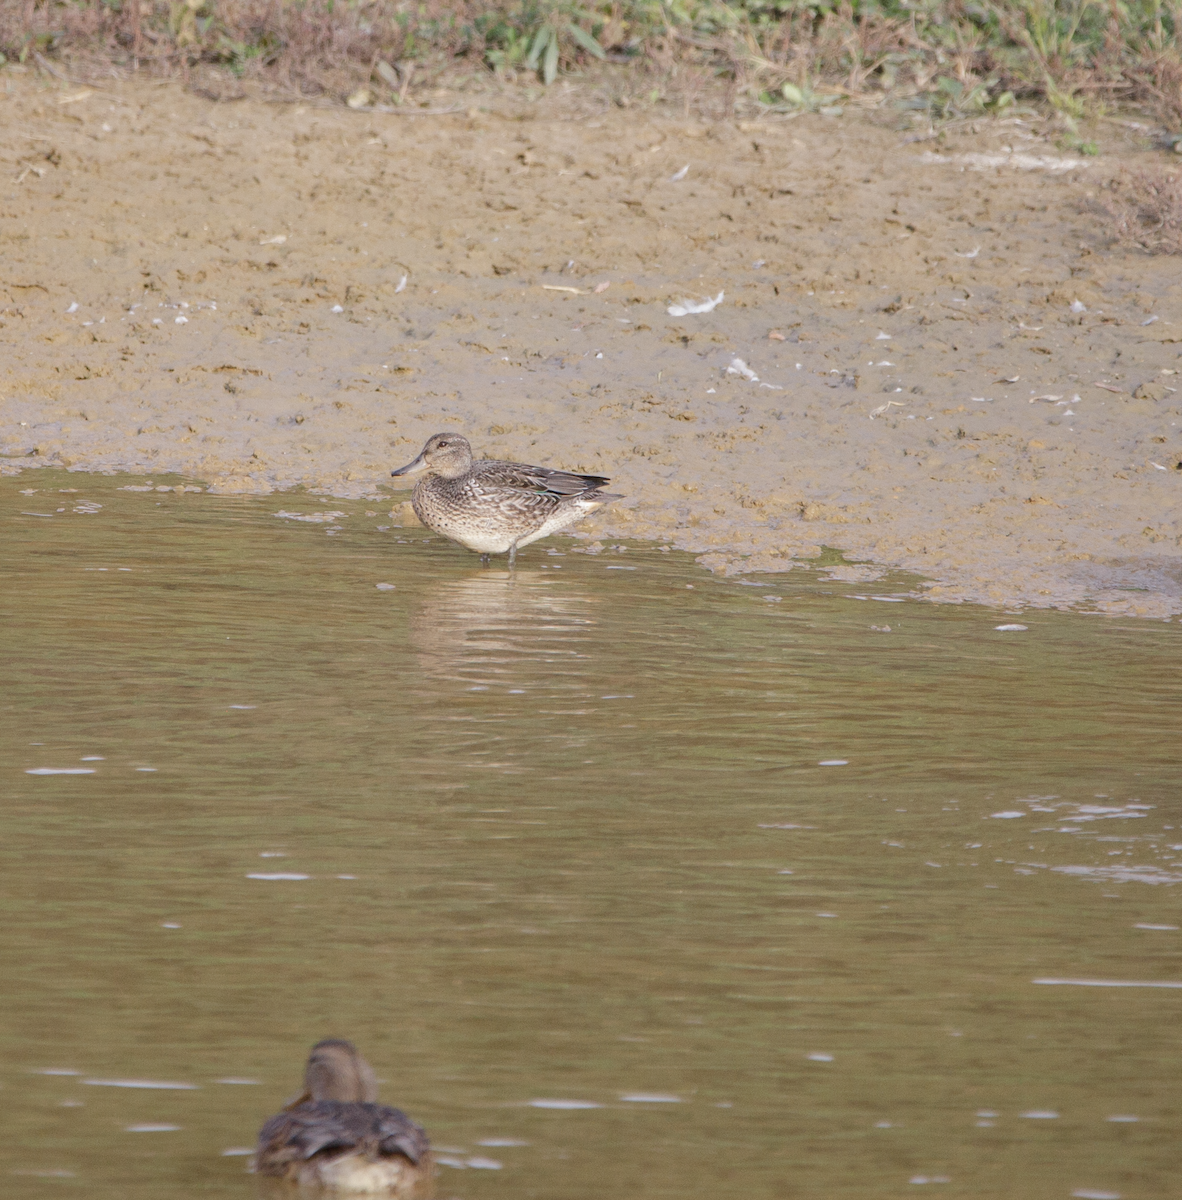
[253,1039,433,1195]
[390,432,621,565]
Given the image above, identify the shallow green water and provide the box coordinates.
[2,471,1180,1200]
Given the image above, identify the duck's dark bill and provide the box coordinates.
[391,453,428,478]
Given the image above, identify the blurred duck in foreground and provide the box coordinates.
[254,1039,433,1195]
[390,432,621,565]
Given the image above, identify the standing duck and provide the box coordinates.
[253,1039,432,1195]
[390,432,622,565]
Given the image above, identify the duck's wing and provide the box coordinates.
[258,1103,361,1164]
[257,1101,428,1165]
[478,460,612,497]
[375,1106,431,1164]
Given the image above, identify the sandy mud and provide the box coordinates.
[2,72,1181,614]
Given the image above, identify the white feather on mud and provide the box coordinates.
[726,357,759,382]
[667,291,723,316]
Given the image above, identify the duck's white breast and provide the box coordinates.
[298,1151,420,1194]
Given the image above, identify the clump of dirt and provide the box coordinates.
[1,74,1181,616]
[1095,166,1182,255]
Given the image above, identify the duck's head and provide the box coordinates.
[290,1039,380,1106]
[391,432,472,482]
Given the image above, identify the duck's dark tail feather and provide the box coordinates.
[537,471,613,497]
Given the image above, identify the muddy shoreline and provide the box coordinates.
[2,74,1181,615]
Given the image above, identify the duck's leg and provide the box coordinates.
[508,544,517,568]
[480,553,491,567]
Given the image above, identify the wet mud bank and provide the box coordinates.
[2,75,1181,614]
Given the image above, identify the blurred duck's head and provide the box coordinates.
[299,1039,380,1105]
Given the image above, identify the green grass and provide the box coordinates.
[1,0,1179,122]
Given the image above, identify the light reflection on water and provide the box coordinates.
[2,472,1180,1199]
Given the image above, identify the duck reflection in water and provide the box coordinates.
[407,567,596,686]
[253,1039,433,1195]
